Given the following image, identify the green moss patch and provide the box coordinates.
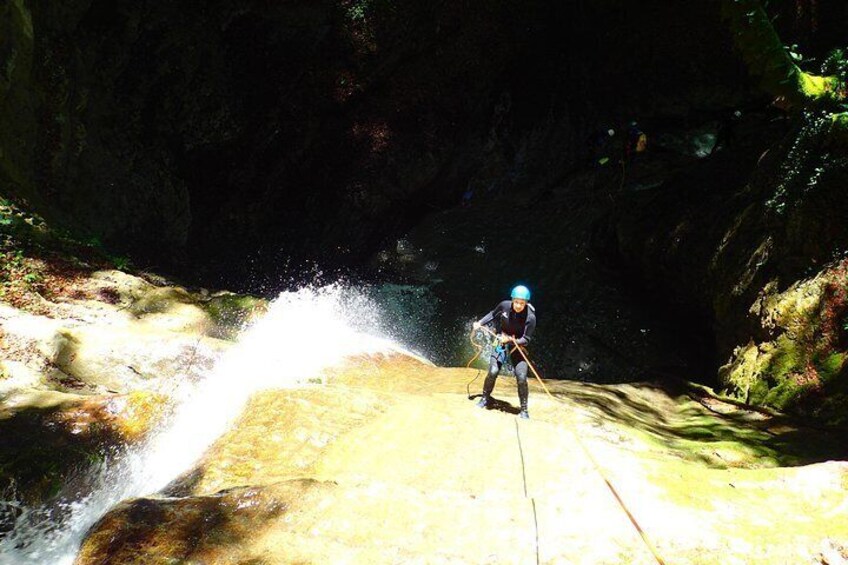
[720,0,840,106]
[562,380,848,470]
[721,260,848,425]
[201,293,268,340]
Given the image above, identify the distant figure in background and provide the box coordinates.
[626,121,647,160]
[473,285,537,419]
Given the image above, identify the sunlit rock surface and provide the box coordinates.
[0,270,253,394]
[78,354,848,564]
[0,267,258,540]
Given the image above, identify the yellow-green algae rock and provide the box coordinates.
[720,261,848,425]
[720,0,840,106]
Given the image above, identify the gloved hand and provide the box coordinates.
[473,321,481,330]
[498,334,511,344]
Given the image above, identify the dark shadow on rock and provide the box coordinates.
[475,396,520,416]
[77,480,318,564]
[560,380,848,467]
[161,464,207,498]
[0,394,162,540]
[0,405,118,538]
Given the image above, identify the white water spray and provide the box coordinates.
[0,284,425,565]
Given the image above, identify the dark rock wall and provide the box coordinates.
[614,108,848,360]
[6,0,848,418]
[612,106,848,422]
[1,1,749,284]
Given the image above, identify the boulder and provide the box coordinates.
[0,268,262,397]
[0,389,167,533]
[0,302,231,394]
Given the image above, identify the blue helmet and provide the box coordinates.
[510,285,531,301]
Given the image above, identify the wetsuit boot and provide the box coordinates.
[477,361,499,408]
[518,396,529,419]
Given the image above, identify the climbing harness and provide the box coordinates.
[465,325,667,565]
[465,326,517,399]
[464,325,534,394]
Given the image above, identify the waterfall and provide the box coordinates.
[0,284,426,564]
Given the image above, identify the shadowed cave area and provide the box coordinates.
[3,1,848,428]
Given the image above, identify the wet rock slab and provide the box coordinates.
[76,356,848,564]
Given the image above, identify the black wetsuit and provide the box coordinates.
[476,300,537,411]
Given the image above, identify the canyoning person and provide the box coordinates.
[626,121,647,160]
[472,285,537,419]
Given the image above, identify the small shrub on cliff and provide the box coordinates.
[109,255,132,272]
[0,196,120,310]
[766,108,844,215]
[821,48,848,100]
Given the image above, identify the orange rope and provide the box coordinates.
[466,327,486,368]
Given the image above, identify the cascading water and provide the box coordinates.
[0,284,428,565]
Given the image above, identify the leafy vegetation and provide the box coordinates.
[821,48,848,100]
[0,196,134,310]
[721,0,840,106]
[764,108,838,215]
[0,197,133,298]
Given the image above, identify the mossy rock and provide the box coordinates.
[126,285,266,340]
[719,261,848,424]
[720,0,839,106]
[0,390,167,518]
[201,293,268,340]
[82,271,256,340]
[130,286,196,316]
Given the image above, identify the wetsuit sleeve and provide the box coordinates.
[476,302,504,327]
[514,312,536,346]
